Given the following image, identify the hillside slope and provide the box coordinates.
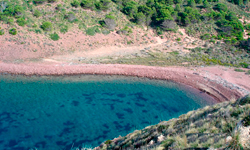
[0,0,250,69]
[95,95,250,150]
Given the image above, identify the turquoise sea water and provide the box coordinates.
[0,75,217,150]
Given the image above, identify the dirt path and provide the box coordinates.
[46,36,167,62]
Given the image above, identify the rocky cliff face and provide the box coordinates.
[95,95,250,150]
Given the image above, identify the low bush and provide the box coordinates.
[105,139,112,145]
[60,25,68,33]
[41,21,52,31]
[201,33,210,40]
[95,0,111,11]
[50,32,60,41]
[242,115,250,127]
[86,26,100,36]
[239,62,249,68]
[234,68,245,72]
[48,0,57,3]
[35,29,42,34]
[7,18,14,25]
[102,29,110,35]
[245,23,250,31]
[33,0,47,4]
[81,0,94,9]
[226,133,243,149]
[9,28,17,35]
[16,18,26,26]
[33,10,42,18]
[65,12,77,22]
[0,29,4,35]
[162,138,175,149]
[71,0,80,7]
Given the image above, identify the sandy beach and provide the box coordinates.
[0,62,249,102]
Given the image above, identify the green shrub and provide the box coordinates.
[201,33,210,40]
[105,139,112,145]
[224,39,231,44]
[56,4,63,11]
[33,10,42,18]
[239,62,249,68]
[81,0,94,9]
[78,23,87,29]
[119,26,132,35]
[14,5,24,17]
[33,0,47,4]
[16,18,26,26]
[187,0,196,8]
[162,138,175,149]
[48,0,57,3]
[238,95,250,105]
[105,15,115,20]
[242,115,250,127]
[95,0,111,11]
[170,51,179,55]
[71,0,80,7]
[41,21,52,31]
[86,27,99,36]
[9,28,17,35]
[176,37,181,41]
[231,38,238,44]
[157,27,163,35]
[0,29,4,35]
[35,29,42,34]
[216,3,228,12]
[102,29,110,35]
[245,23,250,31]
[7,17,14,25]
[50,32,60,41]
[60,25,68,33]
[65,12,77,22]
[32,24,38,28]
[226,133,243,149]
[203,0,211,8]
[234,68,245,72]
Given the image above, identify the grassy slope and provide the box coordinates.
[0,0,250,68]
[0,0,135,36]
[98,95,250,149]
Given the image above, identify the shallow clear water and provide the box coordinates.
[0,75,217,150]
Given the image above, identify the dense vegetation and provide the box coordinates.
[0,0,249,49]
[110,0,250,50]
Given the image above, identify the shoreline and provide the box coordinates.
[0,62,246,102]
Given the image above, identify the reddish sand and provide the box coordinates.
[0,62,248,102]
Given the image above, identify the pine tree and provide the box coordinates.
[195,0,202,4]
[203,0,211,8]
[175,4,182,12]
[188,0,196,8]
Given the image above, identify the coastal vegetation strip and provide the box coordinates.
[96,94,250,150]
